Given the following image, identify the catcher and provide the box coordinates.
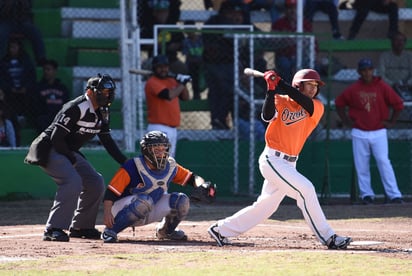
[101,130,216,243]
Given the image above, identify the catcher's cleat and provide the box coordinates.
[101,229,118,243]
[43,228,69,242]
[69,228,101,239]
[156,228,188,241]
[326,234,352,249]
[208,223,230,247]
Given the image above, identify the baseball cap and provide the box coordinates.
[358,58,374,70]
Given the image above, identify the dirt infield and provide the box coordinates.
[1,198,412,264]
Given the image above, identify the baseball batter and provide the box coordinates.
[208,69,352,249]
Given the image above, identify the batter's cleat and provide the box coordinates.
[101,229,118,243]
[208,223,230,247]
[326,234,352,249]
[156,228,188,241]
[69,228,101,239]
[43,228,69,242]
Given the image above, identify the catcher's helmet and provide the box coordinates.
[140,131,171,170]
[152,54,169,69]
[292,69,324,96]
[87,74,116,107]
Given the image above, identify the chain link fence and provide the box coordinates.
[3,0,412,194]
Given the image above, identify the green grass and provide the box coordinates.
[1,252,412,275]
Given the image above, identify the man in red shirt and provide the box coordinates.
[335,58,404,204]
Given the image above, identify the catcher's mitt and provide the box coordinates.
[190,181,216,204]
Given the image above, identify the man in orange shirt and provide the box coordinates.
[208,69,352,249]
[145,54,190,157]
[101,131,215,243]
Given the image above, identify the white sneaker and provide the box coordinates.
[101,229,118,243]
[327,234,352,249]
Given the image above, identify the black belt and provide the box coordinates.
[275,151,297,162]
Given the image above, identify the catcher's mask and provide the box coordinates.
[87,73,116,107]
[151,54,169,78]
[140,131,171,170]
[292,69,325,97]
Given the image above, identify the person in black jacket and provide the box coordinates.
[31,59,70,133]
[24,74,128,242]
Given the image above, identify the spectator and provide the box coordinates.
[203,1,255,129]
[24,74,128,242]
[31,59,70,133]
[0,88,18,146]
[347,0,399,40]
[138,0,188,75]
[0,0,46,65]
[335,58,404,205]
[272,0,314,82]
[378,31,412,101]
[304,0,343,40]
[0,38,36,146]
[182,21,205,100]
[144,54,190,157]
[0,101,16,147]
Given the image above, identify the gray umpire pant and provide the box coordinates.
[41,149,105,230]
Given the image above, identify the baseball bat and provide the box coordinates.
[243,67,264,78]
[129,68,177,78]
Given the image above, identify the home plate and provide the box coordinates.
[351,241,384,246]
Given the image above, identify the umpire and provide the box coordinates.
[24,74,128,242]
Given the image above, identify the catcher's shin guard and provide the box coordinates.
[169,192,190,220]
[156,193,190,237]
[111,194,153,233]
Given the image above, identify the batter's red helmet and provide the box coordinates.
[292,69,325,88]
[292,69,324,96]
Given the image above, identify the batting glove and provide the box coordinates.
[264,70,281,91]
[175,74,192,85]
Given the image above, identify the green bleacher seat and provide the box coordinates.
[77,50,120,67]
[32,0,68,9]
[33,9,61,37]
[319,39,412,52]
[68,0,119,8]
[180,100,209,112]
[44,38,70,66]
[69,38,118,50]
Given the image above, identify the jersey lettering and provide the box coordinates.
[280,108,308,125]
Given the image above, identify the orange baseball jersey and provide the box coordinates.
[265,95,324,156]
[145,76,184,127]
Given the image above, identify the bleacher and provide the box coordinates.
[22,0,412,145]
